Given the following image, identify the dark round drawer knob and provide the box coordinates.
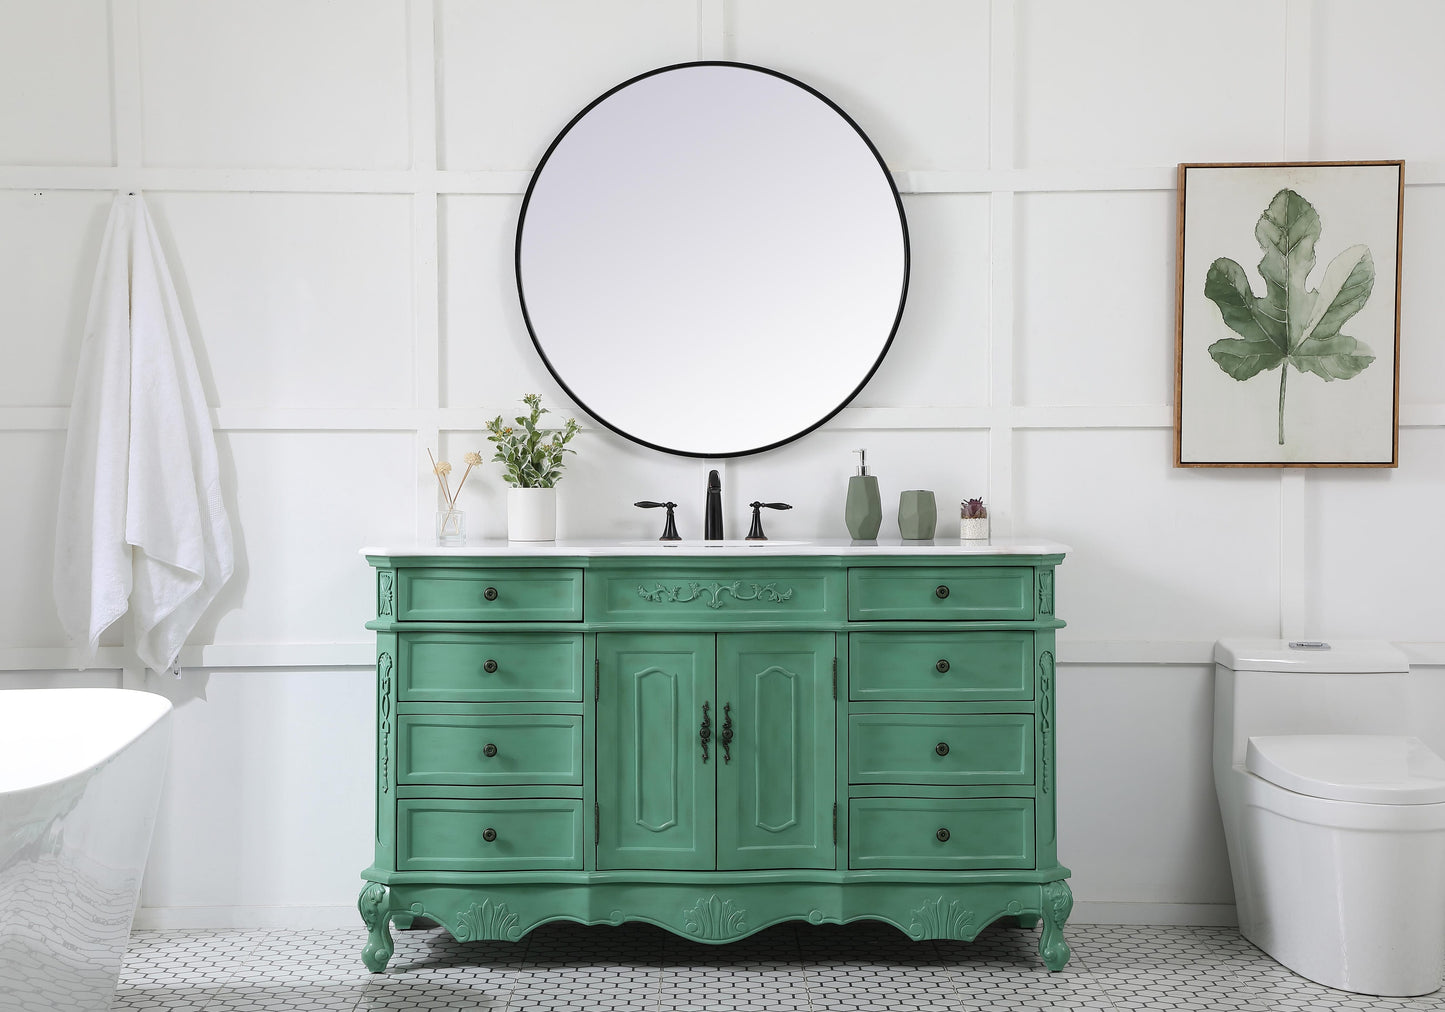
[935,741,950,757]
[482,827,497,843]
[935,585,950,599]
[935,659,950,674]
[936,827,950,843]
[483,659,498,673]
[483,586,499,601]
[482,743,497,758]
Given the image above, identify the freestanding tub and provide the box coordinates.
[0,689,172,1012]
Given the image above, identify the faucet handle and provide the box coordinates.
[634,501,682,541]
[745,501,792,541]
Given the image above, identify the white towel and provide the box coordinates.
[53,194,234,672]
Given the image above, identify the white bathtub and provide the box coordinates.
[0,689,172,1012]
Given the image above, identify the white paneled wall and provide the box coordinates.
[2,0,1443,928]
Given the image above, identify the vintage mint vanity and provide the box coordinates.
[358,62,1072,971]
[359,540,1071,971]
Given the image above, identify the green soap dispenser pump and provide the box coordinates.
[844,448,882,539]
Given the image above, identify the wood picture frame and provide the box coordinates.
[1174,161,1403,467]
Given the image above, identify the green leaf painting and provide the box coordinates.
[1204,188,1375,444]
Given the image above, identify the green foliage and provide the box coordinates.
[1204,188,1376,445]
[485,394,581,488]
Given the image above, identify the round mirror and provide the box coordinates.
[516,62,909,458]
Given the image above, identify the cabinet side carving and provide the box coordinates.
[909,896,974,939]
[454,898,522,942]
[1038,569,1054,616]
[1039,650,1054,795]
[682,895,747,939]
[378,571,395,617]
[378,652,394,793]
[636,581,794,609]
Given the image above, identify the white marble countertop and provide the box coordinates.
[362,537,1069,558]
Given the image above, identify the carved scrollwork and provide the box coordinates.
[454,898,522,942]
[378,571,395,617]
[1039,651,1054,796]
[636,581,794,610]
[378,652,394,793]
[682,894,747,939]
[1039,880,1074,971]
[909,896,974,939]
[1038,569,1054,616]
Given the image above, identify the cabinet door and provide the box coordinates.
[596,633,716,870]
[716,633,835,870]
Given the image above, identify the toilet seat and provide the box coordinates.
[1247,735,1445,805]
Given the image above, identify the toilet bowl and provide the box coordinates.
[1213,639,1445,997]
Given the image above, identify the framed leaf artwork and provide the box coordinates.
[1174,161,1403,467]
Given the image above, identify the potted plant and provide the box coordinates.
[960,497,989,540]
[485,394,580,541]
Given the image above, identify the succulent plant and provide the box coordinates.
[961,498,987,519]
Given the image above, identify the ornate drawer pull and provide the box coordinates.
[482,827,497,843]
[720,703,734,764]
[483,743,498,758]
[483,586,499,601]
[935,585,950,599]
[935,741,950,757]
[936,827,950,843]
[935,659,950,673]
[483,659,498,673]
[699,702,712,763]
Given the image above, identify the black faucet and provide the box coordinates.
[705,469,724,540]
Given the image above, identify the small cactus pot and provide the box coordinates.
[960,515,990,540]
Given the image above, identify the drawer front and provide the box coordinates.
[849,797,1035,870]
[396,568,583,622]
[848,713,1034,785]
[593,568,842,624]
[398,632,583,702]
[848,567,1034,621]
[396,714,583,786]
[397,798,584,871]
[850,631,1033,701]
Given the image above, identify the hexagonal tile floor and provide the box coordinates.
[106,921,1445,1011]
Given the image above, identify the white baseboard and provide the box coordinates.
[133,905,360,930]
[1070,901,1237,926]
[132,901,1238,931]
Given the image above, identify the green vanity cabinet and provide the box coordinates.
[361,545,1071,973]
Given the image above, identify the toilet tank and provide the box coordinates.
[1213,639,1412,769]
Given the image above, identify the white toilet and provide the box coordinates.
[1213,639,1445,997]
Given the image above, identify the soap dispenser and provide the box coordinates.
[844,449,882,539]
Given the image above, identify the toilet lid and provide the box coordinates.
[1247,735,1445,805]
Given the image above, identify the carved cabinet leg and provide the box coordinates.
[1038,880,1073,971]
[359,882,395,973]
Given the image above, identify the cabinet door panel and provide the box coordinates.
[596,633,716,870]
[716,633,835,870]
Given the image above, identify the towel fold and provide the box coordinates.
[54,193,234,672]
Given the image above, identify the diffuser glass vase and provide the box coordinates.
[507,487,557,542]
[435,508,465,546]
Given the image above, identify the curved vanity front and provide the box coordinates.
[360,539,1071,971]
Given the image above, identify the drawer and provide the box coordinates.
[849,797,1035,870]
[396,568,583,622]
[396,714,583,786]
[396,798,584,871]
[398,632,583,702]
[848,713,1034,785]
[593,567,842,624]
[848,567,1034,621]
[850,631,1034,702]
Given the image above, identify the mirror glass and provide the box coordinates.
[516,62,909,458]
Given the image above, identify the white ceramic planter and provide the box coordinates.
[507,487,557,541]
[960,516,990,540]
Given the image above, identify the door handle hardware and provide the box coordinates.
[720,703,734,764]
[935,659,950,673]
[935,585,950,599]
[935,741,950,756]
[699,702,712,763]
[483,743,497,758]
[483,659,498,673]
[482,827,497,843]
[483,586,499,601]
[936,827,950,843]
